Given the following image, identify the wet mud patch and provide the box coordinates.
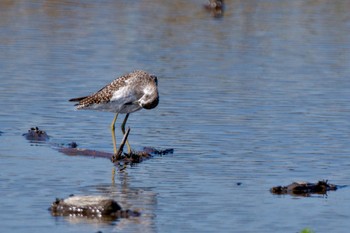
[23,127,173,166]
[270,180,340,197]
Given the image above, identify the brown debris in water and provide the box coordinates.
[112,150,152,164]
[111,127,174,164]
[58,144,173,165]
[270,180,338,197]
[111,147,174,164]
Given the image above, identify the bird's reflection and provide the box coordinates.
[56,168,157,232]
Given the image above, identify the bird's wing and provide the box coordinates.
[68,73,133,108]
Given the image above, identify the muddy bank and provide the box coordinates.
[23,126,173,165]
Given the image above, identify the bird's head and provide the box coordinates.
[139,75,159,110]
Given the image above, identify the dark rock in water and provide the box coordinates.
[270,180,338,196]
[67,141,78,148]
[204,0,225,18]
[51,196,121,216]
[49,195,140,220]
[23,127,49,141]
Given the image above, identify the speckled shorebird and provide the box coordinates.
[69,70,159,155]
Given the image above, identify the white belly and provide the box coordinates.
[82,86,142,113]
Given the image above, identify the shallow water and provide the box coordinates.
[1,1,350,232]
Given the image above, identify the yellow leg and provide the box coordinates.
[111,113,118,154]
[121,113,131,154]
[111,167,116,184]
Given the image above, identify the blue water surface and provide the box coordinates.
[1,1,350,232]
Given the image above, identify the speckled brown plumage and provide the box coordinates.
[69,70,159,113]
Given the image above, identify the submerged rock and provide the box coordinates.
[50,195,140,220]
[143,147,174,155]
[58,147,113,159]
[270,180,338,196]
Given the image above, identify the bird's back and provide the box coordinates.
[69,70,158,113]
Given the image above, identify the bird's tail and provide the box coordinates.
[69,96,88,102]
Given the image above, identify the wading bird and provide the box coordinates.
[69,70,159,155]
